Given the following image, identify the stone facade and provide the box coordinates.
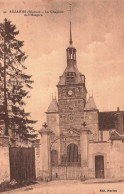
[41,22,124,180]
[46,114,59,136]
[84,110,99,141]
[88,140,124,179]
[58,86,86,134]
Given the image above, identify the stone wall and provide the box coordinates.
[34,139,42,180]
[0,136,10,183]
[109,140,124,178]
[88,142,110,178]
[84,110,99,141]
[46,113,60,136]
[88,140,124,179]
[58,85,86,134]
[102,131,110,141]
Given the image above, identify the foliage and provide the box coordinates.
[0,19,37,140]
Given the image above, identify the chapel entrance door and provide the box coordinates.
[95,155,104,178]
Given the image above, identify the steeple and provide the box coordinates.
[69,21,73,45]
[85,95,97,111]
[46,97,58,113]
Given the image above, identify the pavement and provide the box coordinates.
[4,179,124,194]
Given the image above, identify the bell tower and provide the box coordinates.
[57,21,87,135]
[66,22,76,65]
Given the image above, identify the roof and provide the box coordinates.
[99,111,124,130]
[110,130,124,140]
[46,97,58,113]
[57,62,85,85]
[85,96,97,110]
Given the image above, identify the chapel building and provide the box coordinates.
[40,22,124,180]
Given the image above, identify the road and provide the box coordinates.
[5,180,124,194]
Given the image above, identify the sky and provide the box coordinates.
[0,0,124,131]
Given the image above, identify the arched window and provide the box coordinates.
[67,143,78,163]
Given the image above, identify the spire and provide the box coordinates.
[66,4,76,65]
[69,21,73,45]
[85,96,97,111]
[47,97,58,113]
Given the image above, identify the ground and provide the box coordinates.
[4,180,124,194]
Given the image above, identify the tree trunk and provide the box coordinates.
[3,19,8,136]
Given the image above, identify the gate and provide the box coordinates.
[51,135,82,180]
[9,147,36,182]
[52,166,82,180]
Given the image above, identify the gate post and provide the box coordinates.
[80,129,90,179]
[34,139,41,180]
[39,125,53,181]
[0,136,10,183]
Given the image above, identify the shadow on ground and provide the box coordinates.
[0,181,37,193]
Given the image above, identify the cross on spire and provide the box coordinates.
[67,3,73,45]
[67,3,72,20]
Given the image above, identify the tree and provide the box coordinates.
[0,18,37,141]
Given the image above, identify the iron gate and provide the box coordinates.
[52,166,82,180]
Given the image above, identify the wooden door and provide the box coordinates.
[9,147,36,182]
[95,155,104,178]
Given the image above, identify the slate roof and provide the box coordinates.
[99,111,116,130]
[47,97,58,113]
[57,63,84,85]
[85,96,97,110]
[110,130,124,140]
[98,111,124,130]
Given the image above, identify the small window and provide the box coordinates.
[66,72,76,84]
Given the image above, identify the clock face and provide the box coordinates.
[67,90,73,96]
